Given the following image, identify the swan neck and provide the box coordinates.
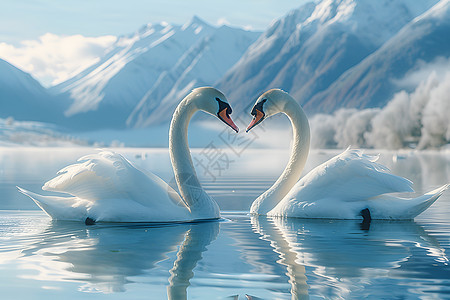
[251,99,310,214]
[169,99,219,218]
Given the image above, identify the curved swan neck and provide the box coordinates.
[169,97,219,218]
[250,98,310,214]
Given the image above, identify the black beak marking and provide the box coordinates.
[216,97,232,118]
[246,99,267,132]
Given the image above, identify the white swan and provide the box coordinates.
[18,87,239,223]
[246,89,449,220]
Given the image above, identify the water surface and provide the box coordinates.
[0,148,449,299]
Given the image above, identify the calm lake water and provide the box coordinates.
[0,147,449,299]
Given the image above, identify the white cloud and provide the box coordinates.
[0,33,117,87]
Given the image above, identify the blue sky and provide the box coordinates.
[1,0,310,45]
[0,0,311,86]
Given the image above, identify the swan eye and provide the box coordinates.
[216,97,232,115]
[246,99,267,132]
[251,99,267,116]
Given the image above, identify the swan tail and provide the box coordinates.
[17,186,88,221]
[370,184,449,219]
[407,184,449,218]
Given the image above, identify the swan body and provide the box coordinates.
[18,87,239,223]
[247,89,449,220]
[19,151,190,222]
[270,149,449,220]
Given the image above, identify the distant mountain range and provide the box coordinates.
[217,0,446,115]
[52,17,260,129]
[308,0,450,112]
[0,59,64,124]
[1,0,449,130]
[126,22,260,127]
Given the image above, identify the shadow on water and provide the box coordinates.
[249,216,449,299]
[17,219,219,298]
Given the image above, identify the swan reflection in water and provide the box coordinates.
[19,220,219,297]
[250,216,449,299]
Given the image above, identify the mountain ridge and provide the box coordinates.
[216,0,442,116]
[1,0,448,133]
[0,58,65,124]
[52,16,259,129]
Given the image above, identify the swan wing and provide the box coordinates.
[43,150,186,209]
[286,149,413,203]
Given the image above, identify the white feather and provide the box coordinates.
[17,151,191,222]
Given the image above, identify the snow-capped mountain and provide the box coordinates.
[0,58,65,124]
[2,0,448,136]
[308,0,450,112]
[217,0,441,115]
[54,16,259,129]
[127,25,260,127]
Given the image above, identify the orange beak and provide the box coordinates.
[246,109,264,132]
[218,108,239,133]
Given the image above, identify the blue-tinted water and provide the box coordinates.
[0,148,449,299]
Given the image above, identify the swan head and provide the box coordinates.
[191,87,239,133]
[246,89,289,132]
